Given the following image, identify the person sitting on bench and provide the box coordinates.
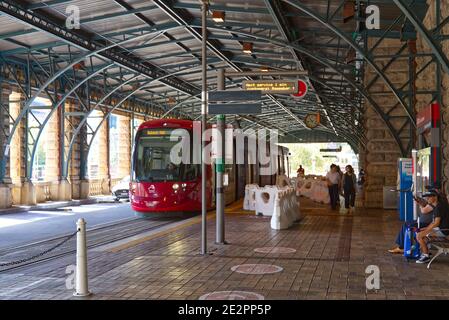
[388,195,434,254]
[416,190,449,264]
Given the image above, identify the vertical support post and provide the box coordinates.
[408,40,417,154]
[74,218,91,297]
[412,149,418,222]
[436,0,444,193]
[60,100,65,179]
[106,115,111,194]
[131,111,135,179]
[200,0,208,255]
[216,69,226,245]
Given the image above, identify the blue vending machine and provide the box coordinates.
[398,158,413,222]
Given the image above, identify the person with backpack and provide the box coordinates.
[342,165,357,213]
[388,196,434,254]
[415,190,449,264]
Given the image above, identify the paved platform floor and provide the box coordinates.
[1,198,449,300]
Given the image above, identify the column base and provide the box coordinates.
[21,181,37,206]
[58,179,72,201]
[101,178,111,195]
[80,180,90,199]
[0,183,12,209]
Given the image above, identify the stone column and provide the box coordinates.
[117,115,131,178]
[9,91,36,205]
[363,38,408,208]
[44,105,65,201]
[0,86,12,208]
[98,115,110,195]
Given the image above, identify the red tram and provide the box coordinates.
[130,119,289,214]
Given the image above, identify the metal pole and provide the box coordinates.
[200,0,208,255]
[412,149,418,222]
[216,68,225,244]
[74,218,91,297]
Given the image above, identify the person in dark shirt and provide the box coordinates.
[416,190,449,264]
[342,165,357,212]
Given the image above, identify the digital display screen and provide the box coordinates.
[144,129,172,136]
[242,80,298,94]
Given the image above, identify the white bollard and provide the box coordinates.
[74,218,91,297]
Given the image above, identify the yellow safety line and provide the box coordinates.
[108,200,257,253]
[109,212,217,253]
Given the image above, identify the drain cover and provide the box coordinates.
[254,247,296,254]
[231,264,283,274]
[199,291,264,300]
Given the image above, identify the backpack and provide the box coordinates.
[404,226,421,259]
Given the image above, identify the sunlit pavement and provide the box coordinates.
[0,200,134,249]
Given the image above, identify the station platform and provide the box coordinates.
[1,198,449,300]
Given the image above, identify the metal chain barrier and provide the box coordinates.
[0,230,79,267]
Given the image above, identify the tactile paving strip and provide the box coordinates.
[254,247,297,254]
[199,291,265,300]
[231,264,283,274]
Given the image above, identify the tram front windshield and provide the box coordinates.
[134,129,199,182]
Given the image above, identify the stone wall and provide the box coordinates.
[415,0,449,195]
[361,38,410,208]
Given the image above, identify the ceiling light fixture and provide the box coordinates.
[212,11,225,23]
[243,43,253,54]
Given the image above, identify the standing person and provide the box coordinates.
[358,169,365,186]
[336,165,343,205]
[326,164,341,210]
[297,165,305,176]
[342,165,357,213]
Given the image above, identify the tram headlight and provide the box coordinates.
[172,183,180,191]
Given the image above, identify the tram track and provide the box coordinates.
[0,215,189,273]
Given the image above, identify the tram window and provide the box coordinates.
[134,131,199,182]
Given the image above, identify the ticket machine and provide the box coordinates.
[398,158,413,222]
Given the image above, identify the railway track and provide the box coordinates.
[0,215,187,273]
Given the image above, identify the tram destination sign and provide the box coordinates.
[242,80,298,94]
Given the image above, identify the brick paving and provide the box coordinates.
[1,198,449,300]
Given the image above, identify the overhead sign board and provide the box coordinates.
[208,103,261,115]
[209,90,261,102]
[208,90,262,115]
[242,80,298,94]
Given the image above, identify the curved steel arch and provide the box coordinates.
[70,65,203,178]
[393,0,449,76]
[268,96,365,143]
[63,74,142,178]
[2,28,170,166]
[204,26,407,155]
[281,0,415,125]
[27,63,115,178]
[279,128,360,153]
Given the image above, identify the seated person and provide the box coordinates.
[388,196,434,254]
[415,190,449,264]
